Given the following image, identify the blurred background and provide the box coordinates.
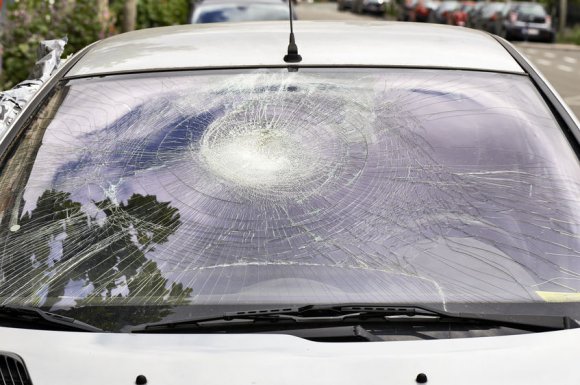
[0,0,579,114]
[0,0,195,90]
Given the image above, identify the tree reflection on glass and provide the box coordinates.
[0,190,191,331]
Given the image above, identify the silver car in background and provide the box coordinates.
[191,0,293,23]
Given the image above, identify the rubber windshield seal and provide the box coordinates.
[62,64,527,81]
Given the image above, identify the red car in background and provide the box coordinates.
[414,0,439,21]
[398,0,439,22]
[451,1,476,26]
[433,0,460,23]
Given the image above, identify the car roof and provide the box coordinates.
[65,21,523,78]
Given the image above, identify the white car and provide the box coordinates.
[1,21,580,385]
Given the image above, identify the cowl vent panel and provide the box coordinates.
[0,353,32,385]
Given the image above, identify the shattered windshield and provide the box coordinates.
[1,68,580,331]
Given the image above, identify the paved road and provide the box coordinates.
[516,44,580,119]
[296,2,580,119]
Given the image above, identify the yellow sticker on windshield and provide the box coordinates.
[536,291,580,302]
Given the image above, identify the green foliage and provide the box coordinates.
[109,0,191,33]
[1,189,191,331]
[60,1,107,58]
[558,25,580,45]
[0,0,108,90]
[1,0,192,91]
[137,0,192,28]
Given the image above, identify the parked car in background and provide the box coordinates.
[397,0,438,21]
[415,0,439,21]
[360,0,387,14]
[478,1,506,34]
[337,0,354,11]
[465,1,486,28]
[397,0,416,20]
[350,0,387,14]
[493,2,522,37]
[1,20,580,385]
[433,0,460,23]
[350,0,364,13]
[502,2,555,42]
[191,0,293,23]
[497,2,521,29]
[450,1,476,26]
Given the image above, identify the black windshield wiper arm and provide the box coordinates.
[338,305,580,331]
[0,305,102,332]
[131,304,580,333]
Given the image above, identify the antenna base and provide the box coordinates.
[283,53,302,63]
[283,31,302,63]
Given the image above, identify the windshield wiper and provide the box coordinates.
[131,304,579,333]
[0,305,102,332]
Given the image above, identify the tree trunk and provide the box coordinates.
[559,0,567,33]
[97,0,110,37]
[122,0,138,32]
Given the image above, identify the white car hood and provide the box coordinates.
[2,326,579,385]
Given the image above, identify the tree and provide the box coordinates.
[122,0,138,32]
[137,0,191,28]
[0,0,108,90]
[1,0,191,90]
[0,190,192,331]
[97,0,112,38]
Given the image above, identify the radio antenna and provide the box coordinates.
[283,0,302,63]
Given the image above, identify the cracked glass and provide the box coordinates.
[1,68,580,330]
